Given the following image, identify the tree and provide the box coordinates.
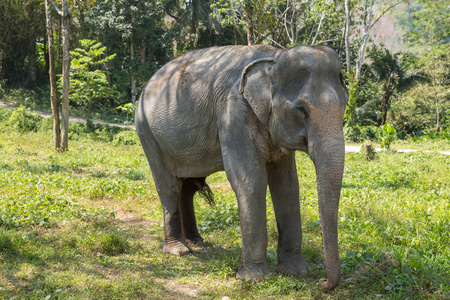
[63,39,117,127]
[0,0,44,86]
[398,0,450,47]
[367,46,403,125]
[416,45,450,131]
[86,0,167,104]
[211,0,285,45]
[354,0,407,81]
[48,0,95,151]
[48,0,76,151]
[44,0,61,151]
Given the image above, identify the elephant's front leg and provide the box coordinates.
[231,169,270,280]
[222,152,270,281]
[268,153,310,276]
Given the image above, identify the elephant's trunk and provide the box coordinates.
[309,133,345,290]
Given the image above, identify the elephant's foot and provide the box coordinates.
[185,235,203,245]
[163,240,192,257]
[318,278,339,290]
[274,256,310,276]
[236,263,270,282]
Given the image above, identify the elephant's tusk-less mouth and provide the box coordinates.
[280,124,308,149]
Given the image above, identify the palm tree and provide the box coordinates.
[367,46,403,126]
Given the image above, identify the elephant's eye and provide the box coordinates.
[296,106,308,119]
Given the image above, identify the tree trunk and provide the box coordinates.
[381,73,394,126]
[44,32,49,75]
[355,0,374,81]
[311,4,327,46]
[244,1,254,45]
[344,0,351,75]
[362,141,374,159]
[190,0,198,49]
[26,36,37,88]
[45,0,61,151]
[432,79,440,131]
[61,0,70,151]
[130,41,136,104]
[140,46,146,64]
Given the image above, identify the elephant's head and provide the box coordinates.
[240,46,348,289]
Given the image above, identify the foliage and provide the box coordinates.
[392,84,450,133]
[85,0,169,103]
[113,129,139,146]
[391,45,450,132]
[197,201,239,232]
[0,79,5,98]
[116,102,136,124]
[376,123,397,150]
[0,0,44,86]
[344,72,358,126]
[344,124,378,142]
[211,0,285,44]
[7,105,42,133]
[61,39,118,126]
[394,0,450,46]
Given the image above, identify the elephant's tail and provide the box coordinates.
[187,178,215,206]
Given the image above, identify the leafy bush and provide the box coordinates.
[7,105,42,133]
[68,122,121,142]
[391,84,450,132]
[0,107,13,123]
[38,117,54,133]
[198,201,239,232]
[344,125,378,142]
[113,130,139,146]
[116,102,137,124]
[0,193,79,228]
[376,124,397,150]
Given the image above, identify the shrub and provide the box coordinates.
[8,105,42,133]
[113,130,139,146]
[198,201,239,232]
[344,125,378,142]
[376,124,397,150]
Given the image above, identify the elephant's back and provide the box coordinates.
[135,45,279,177]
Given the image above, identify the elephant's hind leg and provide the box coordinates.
[180,178,206,245]
[159,176,193,257]
[138,134,192,256]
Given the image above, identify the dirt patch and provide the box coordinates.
[115,210,154,227]
[166,280,200,298]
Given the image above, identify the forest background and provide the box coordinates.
[0,0,449,146]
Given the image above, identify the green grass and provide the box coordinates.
[0,106,449,299]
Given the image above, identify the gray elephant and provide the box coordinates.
[135,45,348,290]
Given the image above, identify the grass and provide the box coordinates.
[0,106,449,299]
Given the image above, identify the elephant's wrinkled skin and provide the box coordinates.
[135,45,348,289]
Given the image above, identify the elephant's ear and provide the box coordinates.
[239,58,275,125]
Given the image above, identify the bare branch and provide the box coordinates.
[50,0,62,15]
[369,0,407,30]
[68,5,80,14]
[311,6,327,45]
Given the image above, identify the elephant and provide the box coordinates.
[135,45,348,290]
